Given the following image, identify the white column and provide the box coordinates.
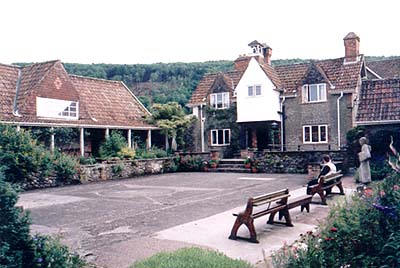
[127,129,132,148]
[105,128,110,138]
[80,128,85,157]
[50,127,55,153]
[146,130,152,150]
[16,125,21,132]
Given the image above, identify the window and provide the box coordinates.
[303,125,328,143]
[211,129,230,146]
[210,92,229,109]
[247,85,262,97]
[36,97,79,119]
[302,83,326,103]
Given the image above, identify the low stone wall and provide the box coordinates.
[257,150,348,174]
[79,157,176,183]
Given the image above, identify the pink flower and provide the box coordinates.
[364,188,373,197]
[393,185,399,191]
[380,190,386,197]
[330,227,338,232]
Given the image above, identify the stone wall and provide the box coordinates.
[79,158,176,183]
[257,150,348,174]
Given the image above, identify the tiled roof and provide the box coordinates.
[366,58,400,79]
[0,61,154,129]
[276,56,364,95]
[260,63,282,89]
[188,70,243,105]
[70,76,153,128]
[0,64,19,118]
[356,79,400,124]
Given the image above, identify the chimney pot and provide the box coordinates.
[343,32,360,63]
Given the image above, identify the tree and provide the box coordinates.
[148,102,196,151]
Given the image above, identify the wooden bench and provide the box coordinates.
[308,172,344,205]
[229,189,293,243]
[276,195,313,220]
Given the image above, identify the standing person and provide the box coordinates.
[358,137,372,184]
[307,155,337,194]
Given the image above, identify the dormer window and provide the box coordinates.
[302,83,326,103]
[37,97,79,119]
[210,92,229,109]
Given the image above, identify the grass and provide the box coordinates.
[130,247,254,268]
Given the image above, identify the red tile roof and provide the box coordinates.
[366,58,400,79]
[0,61,155,129]
[276,56,364,95]
[356,79,400,124]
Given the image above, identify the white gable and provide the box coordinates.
[236,58,281,123]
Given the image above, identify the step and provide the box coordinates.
[217,163,247,168]
[209,167,252,173]
[219,158,245,165]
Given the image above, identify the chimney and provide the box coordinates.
[263,46,272,65]
[343,32,360,63]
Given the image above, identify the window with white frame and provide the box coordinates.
[210,92,229,109]
[247,85,262,97]
[303,125,328,143]
[36,97,79,119]
[302,83,326,103]
[211,129,230,146]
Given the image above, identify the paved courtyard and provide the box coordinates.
[17,172,351,268]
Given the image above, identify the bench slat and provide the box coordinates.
[253,194,290,206]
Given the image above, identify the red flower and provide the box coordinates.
[330,227,338,232]
[364,188,373,197]
[325,237,333,241]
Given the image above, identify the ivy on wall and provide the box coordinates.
[204,103,240,157]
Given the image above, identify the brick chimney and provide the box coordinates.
[263,46,272,65]
[343,32,360,63]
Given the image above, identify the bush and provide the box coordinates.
[272,172,400,268]
[117,147,136,159]
[99,131,128,158]
[79,157,97,165]
[135,147,169,159]
[0,171,86,268]
[53,151,79,184]
[131,247,253,268]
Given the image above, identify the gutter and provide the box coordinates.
[280,96,286,151]
[337,91,344,149]
[13,69,22,117]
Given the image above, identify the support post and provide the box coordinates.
[105,128,110,138]
[80,127,85,157]
[50,127,55,153]
[16,125,21,132]
[146,130,152,150]
[128,129,132,148]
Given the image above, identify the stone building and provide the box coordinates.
[188,33,400,157]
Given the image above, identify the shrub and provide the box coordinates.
[131,247,253,268]
[135,147,169,159]
[99,131,127,158]
[79,156,97,165]
[53,151,79,184]
[117,147,136,159]
[0,171,86,268]
[0,171,35,267]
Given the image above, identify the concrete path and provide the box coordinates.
[17,172,356,268]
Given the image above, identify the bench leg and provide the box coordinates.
[268,211,277,224]
[337,183,345,195]
[318,191,327,205]
[281,208,294,227]
[245,219,258,243]
[229,216,243,240]
[301,203,310,213]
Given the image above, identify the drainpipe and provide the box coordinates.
[200,104,205,152]
[280,96,286,152]
[337,92,344,150]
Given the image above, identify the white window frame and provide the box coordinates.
[211,129,231,146]
[247,84,262,97]
[303,125,328,144]
[302,83,326,103]
[36,97,79,120]
[210,92,229,109]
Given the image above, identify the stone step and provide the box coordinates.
[219,158,245,165]
[210,167,252,173]
[217,163,247,168]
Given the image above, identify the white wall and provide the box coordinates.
[236,58,281,123]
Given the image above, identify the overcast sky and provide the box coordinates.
[0,0,399,65]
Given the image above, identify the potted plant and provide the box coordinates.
[244,157,252,169]
[203,161,209,172]
[209,159,219,169]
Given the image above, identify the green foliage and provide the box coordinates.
[135,148,169,159]
[272,172,400,268]
[117,147,136,159]
[131,247,253,268]
[0,125,78,186]
[79,157,97,165]
[111,163,125,175]
[99,131,128,159]
[178,156,206,172]
[32,235,86,268]
[0,171,35,268]
[148,102,196,150]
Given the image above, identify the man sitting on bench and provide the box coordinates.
[307,155,337,195]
